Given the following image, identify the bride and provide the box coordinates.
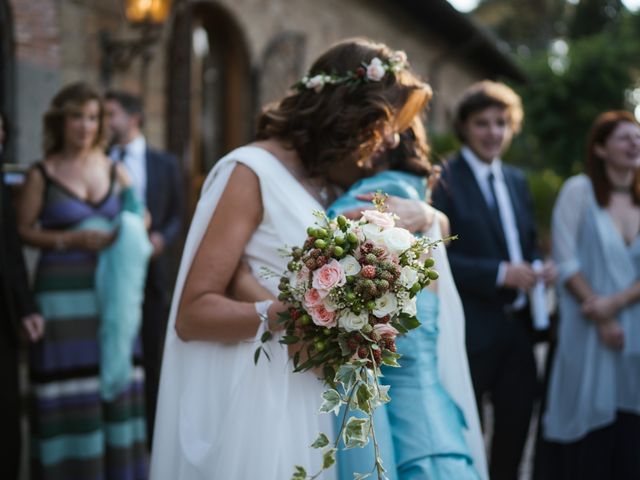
[150,37,431,479]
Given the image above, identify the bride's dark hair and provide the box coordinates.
[256,37,431,175]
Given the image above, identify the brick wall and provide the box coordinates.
[10,0,60,68]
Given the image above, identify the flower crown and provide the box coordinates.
[293,50,409,93]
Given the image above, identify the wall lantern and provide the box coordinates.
[100,0,173,86]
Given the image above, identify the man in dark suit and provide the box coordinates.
[0,112,44,479]
[105,91,184,449]
[432,81,555,480]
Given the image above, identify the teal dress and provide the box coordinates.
[329,171,480,480]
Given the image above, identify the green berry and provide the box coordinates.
[299,314,311,325]
[410,283,422,295]
[315,228,328,238]
[345,292,357,302]
[366,300,377,311]
[346,232,358,244]
[427,270,439,280]
[314,239,327,249]
[424,258,435,268]
[333,246,344,257]
[315,340,326,352]
[334,235,345,245]
[307,226,316,236]
[337,215,348,229]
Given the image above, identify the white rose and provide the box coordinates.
[382,227,414,254]
[399,265,419,289]
[389,50,408,71]
[366,57,386,81]
[373,293,399,318]
[362,223,384,243]
[339,310,370,332]
[339,255,362,276]
[305,74,325,92]
[402,297,417,316]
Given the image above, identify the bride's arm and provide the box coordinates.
[175,164,284,343]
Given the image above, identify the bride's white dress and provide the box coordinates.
[150,146,335,479]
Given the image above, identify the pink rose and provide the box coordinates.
[312,259,346,297]
[362,210,395,229]
[303,288,323,308]
[373,323,398,339]
[309,304,337,328]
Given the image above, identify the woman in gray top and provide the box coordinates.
[543,110,640,479]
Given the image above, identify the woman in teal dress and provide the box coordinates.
[329,120,485,480]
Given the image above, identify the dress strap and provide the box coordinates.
[34,161,50,183]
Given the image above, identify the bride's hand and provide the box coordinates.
[266,300,288,332]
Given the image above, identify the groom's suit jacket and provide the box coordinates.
[431,151,540,353]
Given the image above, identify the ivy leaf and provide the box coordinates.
[335,363,361,393]
[322,448,337,469]
[338,336,352,356]
[280,335,300,345]
[293,350,301,369]
[381,348,401,368]
[398,313,421,331]
[319,389,342,415]
[390,320,408,335]
[355,383,373,414]
[371,384,391,408]
[291,465,307,480]
[343,416,370,449]
[310,432,330,449]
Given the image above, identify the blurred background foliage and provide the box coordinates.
[430,0,640,249]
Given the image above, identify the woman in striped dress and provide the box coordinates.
[17,82,148,479]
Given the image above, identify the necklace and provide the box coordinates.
[611,184,632,194]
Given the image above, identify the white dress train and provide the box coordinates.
[150,146,335,480]
[432,214,489,480]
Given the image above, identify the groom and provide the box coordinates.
[432,81,554,480]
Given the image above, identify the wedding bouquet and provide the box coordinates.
[257,197,441,480]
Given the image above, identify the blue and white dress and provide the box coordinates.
[329,170,486,480]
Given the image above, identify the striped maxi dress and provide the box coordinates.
[29,163,148,480]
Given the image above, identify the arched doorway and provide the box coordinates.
[167,1,252,218]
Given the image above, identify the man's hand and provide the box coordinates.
[539,260,558,286]
[22,313,45,342]
[503,262,537,291]
[149,231,165,258]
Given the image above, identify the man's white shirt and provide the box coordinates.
[110,135,147,205]
[461,146,527,309]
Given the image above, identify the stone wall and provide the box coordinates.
[9,0,499,164]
